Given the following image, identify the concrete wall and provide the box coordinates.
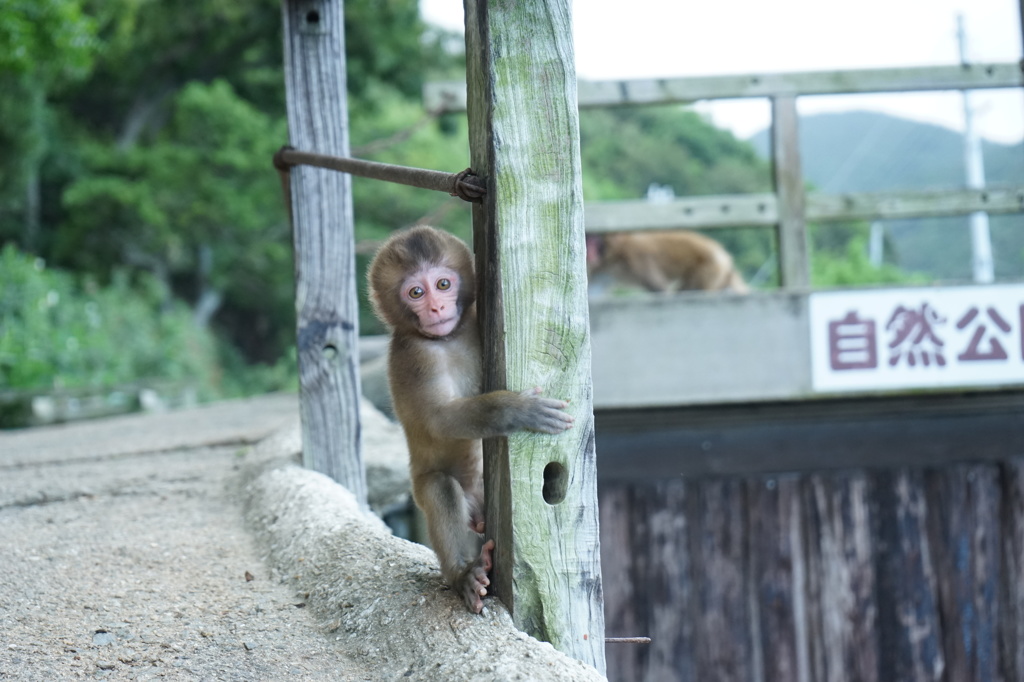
[590,292,811,408]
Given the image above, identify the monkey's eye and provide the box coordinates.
[436,278,451,291]
[408,286,425,299]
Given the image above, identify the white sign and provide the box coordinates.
[809,285,1024,393]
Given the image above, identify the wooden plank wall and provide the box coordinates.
[601,459,1024,682]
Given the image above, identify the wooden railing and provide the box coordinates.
[427,62,1024,290]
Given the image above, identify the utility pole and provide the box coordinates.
[957,13,995,284]
[869,222,884,268]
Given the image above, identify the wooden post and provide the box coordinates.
[1001,459,1024,682]
[803,474,878,682]
[463,0,605,672]
[873,470,944,679]
[771,95,811,289]
[925,465,1001,681]
[280,0,365,504]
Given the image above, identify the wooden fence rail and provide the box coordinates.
[584,185,1024,232]
[428,61,1024,290]
[425,62,1024,111]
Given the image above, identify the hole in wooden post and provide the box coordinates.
[323,344,338,360]
[306,9,320,24]
[542,462,568,505]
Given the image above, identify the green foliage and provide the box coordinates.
[579,106,771,200]
[351,88,473,235]
[344,0,451,103]
[57,80,296,360]
[811,223,927,288]
[0,244,220,392]
[214,342,298,397]
[38,0,462,354]
[0,0,464,398]
[0,0,98,80]
[56,0,283,138]
[0,1,101,244]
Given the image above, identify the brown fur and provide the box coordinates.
[588,230,748,293]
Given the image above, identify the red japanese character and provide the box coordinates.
[828,311,877,370]
[885,303,946,368]
[956,306,1011,362]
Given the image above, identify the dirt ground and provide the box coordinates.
[0,395,366,680]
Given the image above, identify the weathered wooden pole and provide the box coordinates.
[463,0,605,672]
[280,0,365,503]
[771,95,811,289]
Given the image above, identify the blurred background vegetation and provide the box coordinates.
[0,0,964,414]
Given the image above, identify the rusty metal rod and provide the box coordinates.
[273,146,485,203]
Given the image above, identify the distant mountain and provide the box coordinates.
[748,111,1024,281]
[748,110,1024,192]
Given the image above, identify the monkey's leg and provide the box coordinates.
[458,468,485,534]
[414,471,491,613]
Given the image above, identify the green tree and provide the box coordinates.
[40,0,461,356]
[58,80,294,360]
[579,105,771,200]
[0,0,99,249]
[0,0,468,393]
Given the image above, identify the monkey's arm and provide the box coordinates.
[429,387,574,440]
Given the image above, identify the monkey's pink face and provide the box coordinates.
[401,265,463,338]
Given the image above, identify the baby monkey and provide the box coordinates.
[368,225,574,613]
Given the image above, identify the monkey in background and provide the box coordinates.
[368,225,574,614]
[586,230,749,294]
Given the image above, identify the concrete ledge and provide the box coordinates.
[241,420,605,681]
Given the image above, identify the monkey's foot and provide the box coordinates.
[458,539,495,614]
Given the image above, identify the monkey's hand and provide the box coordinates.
[437,388,574,439]
[457,539,494,614]
[518,387,575,434]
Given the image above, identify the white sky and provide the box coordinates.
[420,0,1024,144]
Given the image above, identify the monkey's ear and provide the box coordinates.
[368,285,405,331]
